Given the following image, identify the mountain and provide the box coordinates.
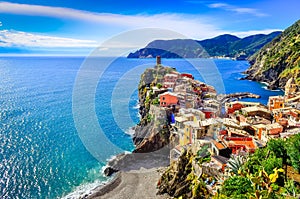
[245,20,300,89]
[127,32,281,59]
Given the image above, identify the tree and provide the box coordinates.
[267,138,288,180]
[157,83,163,89]
[221,176,252,198]
[285,134,300,173]
[267,138,287,159]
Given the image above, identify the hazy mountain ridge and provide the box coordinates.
[127,32,281,59]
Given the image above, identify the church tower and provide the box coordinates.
[285,77,297,98]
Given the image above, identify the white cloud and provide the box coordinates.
[0,30,98,47]
[209,3,228,8]
[208,2,267,17]
[0,2,224,39]
[0,1,279,51]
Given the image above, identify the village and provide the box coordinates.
[143,57,300,194]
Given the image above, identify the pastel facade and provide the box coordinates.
[163,73,179,89]
[159,92,178,107]
[175,109,207,146]
[225,101,261,114]
[241,106,272,120]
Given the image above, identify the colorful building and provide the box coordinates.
[163,73,179,89]
[159,92,178,107]
[181,73,194,79]
[268,96,285,111]
[265,123,284,136]
[241,106,272,120]
[225,101,261,114]
[226,102,244,114]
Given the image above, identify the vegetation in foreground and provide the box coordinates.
[215,134,300,199]
[157,134,300,199]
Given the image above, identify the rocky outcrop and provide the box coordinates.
[157,148,209,198]
[133,65,176,152]
[104,65,176,176]
[133,105,171,153]
[245,19,300,89]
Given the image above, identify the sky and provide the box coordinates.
[0,0,299,55]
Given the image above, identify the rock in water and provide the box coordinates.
[103,167,119,177]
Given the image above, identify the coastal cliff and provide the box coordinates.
[104,64,176,176]
[133,65,176,153]
[157,148,209,198]
[245,19,300,89]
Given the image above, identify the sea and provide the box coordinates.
[0,56,283,199]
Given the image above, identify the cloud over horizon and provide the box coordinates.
[0,30,98,48]
[0,1,283,53]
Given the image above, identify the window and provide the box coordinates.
[162,97,165,100]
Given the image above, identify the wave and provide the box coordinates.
[61,180,106,199]
[125,127,135,136]
[262,85,282,92]
[61,164,114,199]
[105,150,131,163]
[260,81,269,86]
[132,100,140,109]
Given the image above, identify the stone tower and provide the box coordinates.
[285,77,297,98]
[156,56,161,66]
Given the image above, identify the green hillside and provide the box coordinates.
[245,20,300,89]
[127,32,281,59]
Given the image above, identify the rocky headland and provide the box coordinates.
[127,32,281,60]
[103,64,177,176]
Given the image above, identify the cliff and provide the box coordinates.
[245,19,300,89]
[157,148,209,198]
[133,65,176,153]
[127,32,281,59]
[104,65,177,176]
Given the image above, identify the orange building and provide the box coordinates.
[266,123,283,135]
[268,96,284,111]
[159,92,178,107]
[226,102,244,114]
[253,124,266,140]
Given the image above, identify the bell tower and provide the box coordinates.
[285,77,297,98]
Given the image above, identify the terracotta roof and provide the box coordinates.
[212,140,226,150]
[229,140,256,149]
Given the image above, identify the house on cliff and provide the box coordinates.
[159,92,178,107]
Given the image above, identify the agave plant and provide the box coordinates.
[227,155,247,175]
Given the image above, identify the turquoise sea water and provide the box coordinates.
[0,57,283,198]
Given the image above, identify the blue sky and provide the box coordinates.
[0,0,299,55]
